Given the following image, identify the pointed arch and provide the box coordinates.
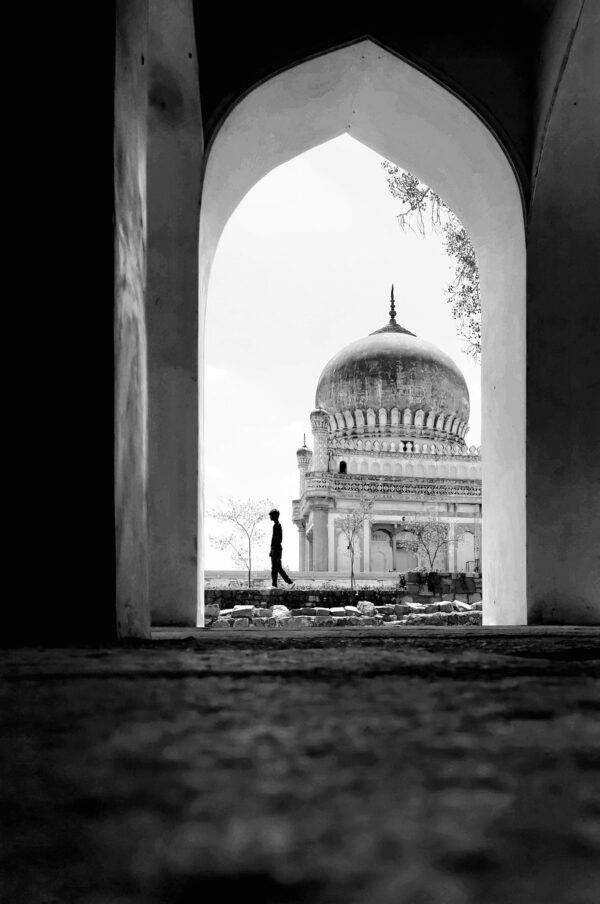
[199,39,526,626]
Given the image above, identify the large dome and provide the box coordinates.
[315,290,470,444]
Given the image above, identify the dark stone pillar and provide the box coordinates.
[146,0,203,625]
[114,0,151,638]
[527,0,600,624]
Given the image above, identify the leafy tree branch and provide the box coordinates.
[382,162,481,360]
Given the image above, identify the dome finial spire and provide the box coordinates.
[389,285,396,323]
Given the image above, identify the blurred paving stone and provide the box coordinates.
[1,629,599,904]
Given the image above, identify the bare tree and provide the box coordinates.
[382,161,481,360]
[338,493,374,590]
[400,517,454,571]
[209,496,273,588]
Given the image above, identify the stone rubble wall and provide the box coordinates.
[205,590,483,629]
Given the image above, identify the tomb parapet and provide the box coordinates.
[302,472,481,500]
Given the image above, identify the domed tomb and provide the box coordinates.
[315,288,470,443]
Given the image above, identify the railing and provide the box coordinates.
[329,439,481,458]
[302,472,481,499]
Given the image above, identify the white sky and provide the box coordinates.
[204,134,481,571]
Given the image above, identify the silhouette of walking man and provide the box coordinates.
[269,508,294,588]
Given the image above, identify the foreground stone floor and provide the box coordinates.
[2,627,600,904]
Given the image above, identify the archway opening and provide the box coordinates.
[199,39,526,626]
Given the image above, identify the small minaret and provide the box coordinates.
[296,434,312,495]
[310,408,330,471]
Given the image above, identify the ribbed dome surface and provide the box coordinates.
[314,296,470,442]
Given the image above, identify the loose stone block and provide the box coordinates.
[283,616,313,628]
[394,604,411,616]
[271,604,291,618]
[405,612,441,625]
[232,606,255,618]
[330,607,347,617]
[375,605,395,616]
[453,601,471,611]
[357,601,377,616]
[344,606,362,615]
[233,617,250,628]
[255,607,272,617]
[437,601,454,613]
[314,607,331,617]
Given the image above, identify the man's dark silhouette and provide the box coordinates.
[269,508,293,588]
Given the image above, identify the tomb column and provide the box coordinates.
[449,519,457,572]
[328,516,335,571]
[312,504,329,571]
[297,524,306,572]
[362,516,371,573]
